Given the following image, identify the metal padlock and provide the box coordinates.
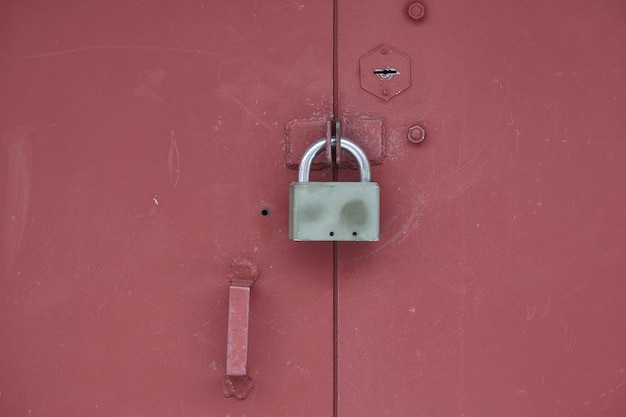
[289,137,380,241]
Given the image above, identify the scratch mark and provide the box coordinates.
[1,127,33,275]
[206,133,231,152]
[183,301,203,316]
[566,332,577,353]
[225,5,265,44]
[25,218,36,235]
[148,302,163,311]
[526,303,537,321]
[541,296,552,322]
[598,380,626,400]
[295,365,310,382]
[220,92,273,131]
[506,112,515,126]
[168,130,180,187]
[272,1,305,11]
[21,45,217,61]
[346,198,422,262]
[121,277,131,294]
[133,68,166,102]
[555,275,595,304]
[541,86,553,111]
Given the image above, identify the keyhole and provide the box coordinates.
[373,68,399,79]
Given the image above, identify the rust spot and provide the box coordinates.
[227,257,259,286]
[222,375,256,400]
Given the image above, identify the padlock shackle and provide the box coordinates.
[298,137,371,183]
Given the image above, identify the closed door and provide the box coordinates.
[2,1,625,417]
[336,1,626,416]
[0,2,334,416]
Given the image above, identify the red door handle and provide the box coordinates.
[222,258,258,400]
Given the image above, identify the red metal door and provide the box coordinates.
[3,1,626,416]
[336,1,626,416]
[0,2,334,416]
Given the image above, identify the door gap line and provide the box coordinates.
[333,238,339,417]
[332,0,339,120]
[332,166,339,417]
[332,0,339,415]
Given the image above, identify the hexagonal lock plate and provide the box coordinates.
[360,44,411,101]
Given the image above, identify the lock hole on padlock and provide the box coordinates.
[352,232,358,236]
[329,232,334,237]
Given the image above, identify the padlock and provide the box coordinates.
[289,137,380,241]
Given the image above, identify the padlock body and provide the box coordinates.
[289,182,380,241]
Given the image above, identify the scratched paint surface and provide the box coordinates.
[337,1,626,416]
[2,1,626,415]
[1,128,32,277]
[0,1,333,416]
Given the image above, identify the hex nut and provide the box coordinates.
[408,125,426,144]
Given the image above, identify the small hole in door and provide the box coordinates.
[261,208,269,216]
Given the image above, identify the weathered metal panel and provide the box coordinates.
[337,1,626,416]
[0,1,334,416]
[3,1,625,416]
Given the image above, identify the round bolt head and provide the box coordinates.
[408,125,426,144]
[408,2,425,20]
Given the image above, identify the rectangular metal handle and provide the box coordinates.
[226,282,253,376]
[223,258,258,400]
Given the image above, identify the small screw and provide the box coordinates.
[408,125,426,143]
[381,48,389,55]
[382,89,389,96]
[407,2,425,20]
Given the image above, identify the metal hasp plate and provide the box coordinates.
[289,137,380,241]
[284,116,386,169]
[360,44,411,101]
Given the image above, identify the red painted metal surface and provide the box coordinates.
[0,1,333,416]
[337,1,626,416]
[3,1,626,416]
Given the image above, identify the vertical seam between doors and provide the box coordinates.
[333,239,339,417]
[332,0,339,120]
[332,0,339,415]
